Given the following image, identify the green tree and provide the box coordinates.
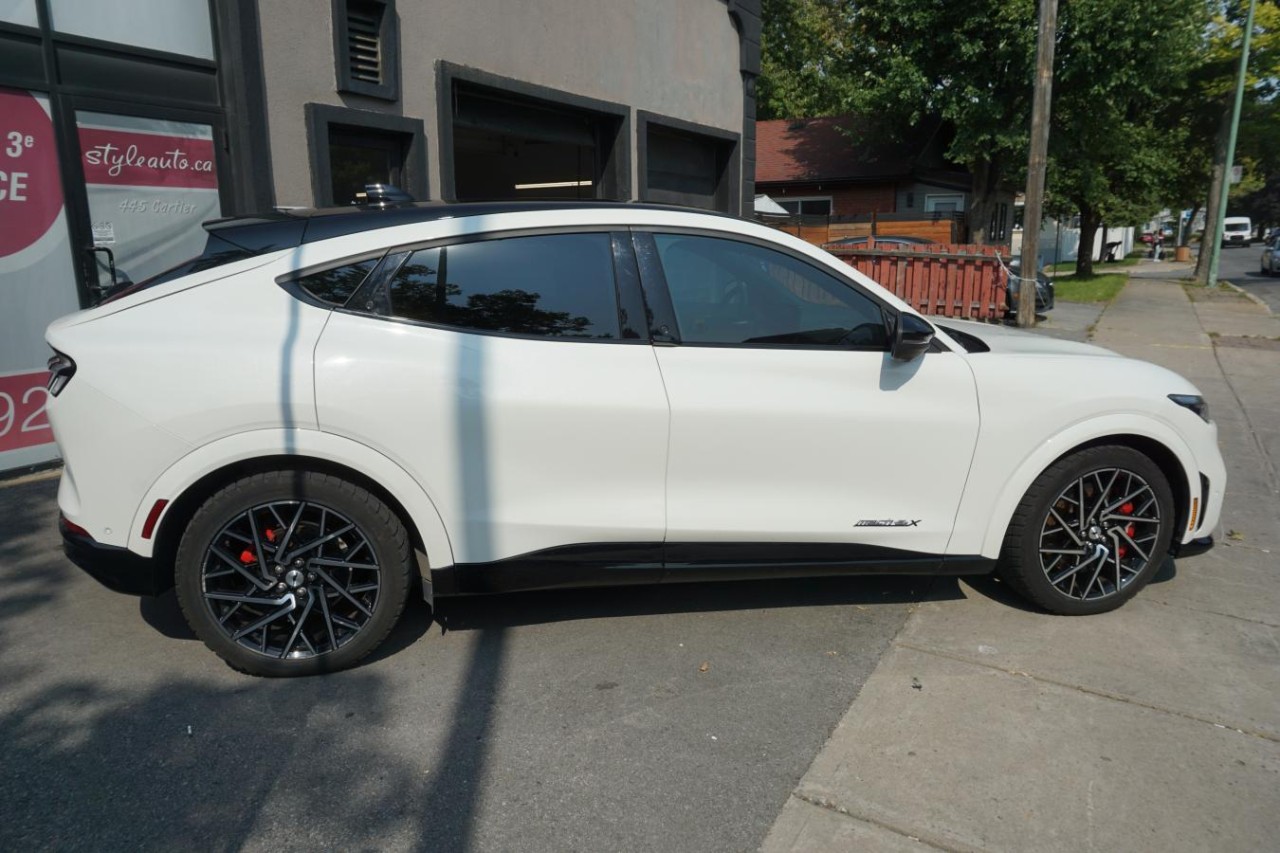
[757,0,856,120]
[1047,0,1209,274]
[1190,1,1280,273]
[840,0,1041,245]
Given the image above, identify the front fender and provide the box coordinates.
[953,414,1202,559]
[125,429,456,568]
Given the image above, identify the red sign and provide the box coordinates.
[0,371,53,454]
[78,127,218,190]
[0,88,62,258]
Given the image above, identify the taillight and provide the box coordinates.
[47,350,76,396]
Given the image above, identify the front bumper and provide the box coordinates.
[60,514,170,596]
[1172,535,1214,558]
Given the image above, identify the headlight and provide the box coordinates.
[1168,393,1210,423]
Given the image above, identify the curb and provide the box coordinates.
[1220,280,1274,315]
[0,463,62,488]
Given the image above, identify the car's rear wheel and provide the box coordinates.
[175,471,412,676]
[997,446,1175,615]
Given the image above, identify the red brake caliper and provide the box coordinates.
[1117,502,1135,557]
[241,527,279,564]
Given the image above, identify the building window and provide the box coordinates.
[637,112,739,213]
[328,126,408,206]
[777,197,832,217]
[924,193,965,214]
[332,0,399,101]
[439,65,630,203]
[305,104,427,206]
[49,0,214,59]
[990,202,1010,242]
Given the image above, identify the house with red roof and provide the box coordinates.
[755,115,1015,244]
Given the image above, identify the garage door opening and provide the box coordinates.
[449,82,627,202]
[639,115,738,213]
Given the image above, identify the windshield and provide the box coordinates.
[1225,222,1250,232]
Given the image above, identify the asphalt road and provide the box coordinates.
[1213,241,1280,313]
[0,475,961,852]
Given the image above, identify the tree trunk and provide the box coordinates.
[1181,205,1199,247]
[1076,206,1100,276]
[1099,223,1109,263]
[1196,100,1234,283]
[966,156,1002,245]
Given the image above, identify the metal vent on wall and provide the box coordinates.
[347,2,383,84]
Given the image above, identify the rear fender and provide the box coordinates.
[126,429,456,568]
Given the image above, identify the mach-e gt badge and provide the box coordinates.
[855,519,922,527]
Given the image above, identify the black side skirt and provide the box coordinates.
[432,541,995,596]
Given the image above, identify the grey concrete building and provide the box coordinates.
[260,0,760,215]
[0,0,758,476]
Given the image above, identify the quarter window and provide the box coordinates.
[653,234,888,348]
[384,233,621,339]
[298,258,379,305]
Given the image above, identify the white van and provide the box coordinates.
[1223,216,1253,247]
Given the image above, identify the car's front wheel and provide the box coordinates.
[175,470,413,676]
[997,446,1175,615]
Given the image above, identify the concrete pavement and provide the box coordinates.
[763,279,1280,852]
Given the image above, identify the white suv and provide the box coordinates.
[46,202,1225,676]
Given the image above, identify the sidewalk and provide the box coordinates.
[762,280,1280,852]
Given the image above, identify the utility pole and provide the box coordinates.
[1206,0,1257,288]
[1018,0,1059,328]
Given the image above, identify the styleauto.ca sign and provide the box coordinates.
[79,127,218,189]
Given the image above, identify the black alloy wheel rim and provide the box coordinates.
[1038,467,1162,601]
[200,501,381,659]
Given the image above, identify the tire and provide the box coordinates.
[997,445,1175,616]
[175,470,413,676]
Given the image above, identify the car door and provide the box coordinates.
[313,229,670,567]
[634,230,981,569]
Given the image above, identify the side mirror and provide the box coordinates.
[891,311,934,362]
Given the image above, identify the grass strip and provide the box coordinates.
[1054,273,1127,303]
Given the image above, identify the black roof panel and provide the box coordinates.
[205,200,734,250]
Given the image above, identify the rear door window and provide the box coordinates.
[382,232,621,339]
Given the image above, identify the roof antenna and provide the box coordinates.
[355,183,415,209]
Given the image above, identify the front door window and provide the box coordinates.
[653,233,888,348]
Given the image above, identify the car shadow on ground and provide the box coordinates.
[141,571,966,648]
[963,555,1177,613]
[140,555,1181,654]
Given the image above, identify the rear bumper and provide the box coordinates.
[60,515,169,596]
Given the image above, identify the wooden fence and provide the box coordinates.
[766,212,965,246]
[828,242,1007,321]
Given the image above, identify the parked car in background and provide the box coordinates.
[822,234,937,250]
[1260,236,1280,275]
[1003,257,1055,314]
[1223,216,1253,247]
[47,201,1221,676]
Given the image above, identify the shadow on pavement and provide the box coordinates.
[963,554,1177,614]
[0,661,515,852]
[434,573,963,632]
